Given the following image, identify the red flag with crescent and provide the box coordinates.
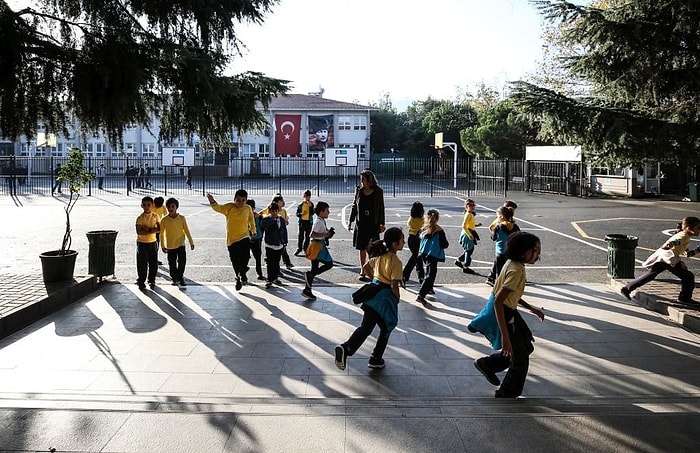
[274,115,301,156]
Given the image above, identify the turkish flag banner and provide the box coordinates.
[274,115,301,156]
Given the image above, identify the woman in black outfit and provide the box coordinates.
[348,170,386,281]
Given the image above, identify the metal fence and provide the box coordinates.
[0,155,584,198]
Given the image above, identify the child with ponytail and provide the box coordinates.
[335,227,405,370]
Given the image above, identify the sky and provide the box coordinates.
[230,0,548,110]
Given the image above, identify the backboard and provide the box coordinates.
[162,147,195,167]
[325,147,358,167]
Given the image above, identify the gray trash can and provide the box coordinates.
[605,234,638,279]
[87,230,118,279]
[688,183,699,202]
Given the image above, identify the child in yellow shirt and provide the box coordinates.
[135,196,160,290]
[160,197,195,287]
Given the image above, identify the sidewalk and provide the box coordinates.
[1,276,699,451]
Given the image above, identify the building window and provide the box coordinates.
[125,143,137,157]
[90,143,107,157]
[20,143,30,156]
[257,143,269,157]
[338,116,352,131]
[142,143,156,157]
[51,145,61,157]
[353,116,367,130]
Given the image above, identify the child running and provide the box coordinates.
[402,201,425,285]
[302,201,334,301]
[469,231,545,398]
[455,198,482,274]
[621,216,700,304]
[416,209,449,305]
[295,189,314,256]
[246,199,265,281]
[486,206,520,286]
[160,197,195,286]
[135,196,160,290]
[207,190,256,291]
[335,227,405,370]
[260,202,288,289]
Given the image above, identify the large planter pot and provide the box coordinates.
[39,250,78,283]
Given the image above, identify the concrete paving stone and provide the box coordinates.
[0,408,131,452]
[103,412,238,452]
[226,415,345,453]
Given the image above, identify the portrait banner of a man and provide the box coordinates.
[308,115,334,152]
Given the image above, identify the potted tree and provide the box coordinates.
[40,147,95,282]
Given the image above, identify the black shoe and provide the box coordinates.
[301,288,316,301]
[416,295,427,305]
[486,279,495,287]
[241,276,248,285]
[257,275,266,281]
[286,262,294,269]
[137,282,146,290]
[399,279,406,289]
[265,281,273,289]
[294,249,303,257]
[368,356,385,369]
[495,389,517,398]
[334,345,347,370]
[179,280,187,287]
[463,267,475,274]
[235,279,242,291]
[171,281,179,286]
[677,298,699,305]
[454,260,464,269]
[620,287,632,300]
[358,274,371,282]
[149,282,156,290]
[273,279,282,285]
[157,261,163,266]
[474,358,500,386]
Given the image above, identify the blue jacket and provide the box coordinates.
[419,228,449,262]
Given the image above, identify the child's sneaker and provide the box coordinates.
[334,345,347,370]
[257,274,266,281]
[273,279,282,285]
[463,267,475,274]
[474,358,500,386]
[294,249,303,256]
[368,356,385,369]
[415,295,427,305]
[235,279,242,291]
[179,279,187,287]
[301,288,316,301]
[286,262,294,269]
[265,281,273,289]
[485,279,495,287]
[454,260,464,269]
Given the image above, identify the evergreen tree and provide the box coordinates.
[511,0,700,164]
[0,0,288,145]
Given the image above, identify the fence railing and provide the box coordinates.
[0,155,584,198]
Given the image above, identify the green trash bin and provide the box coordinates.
[87,230,118,279]
[605,234,638,279]
[688,183,699,202]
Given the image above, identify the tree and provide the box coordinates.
[0,0,289,146]
[511,0,700,165]
[369,93,400,153]
[461,100,543,158]
[422,100,478,155]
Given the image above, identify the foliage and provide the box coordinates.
[461,100,544,158]
[56,147,94,254]
[422,101,478,156]
[0,0,289,146]
[512,0,700,165]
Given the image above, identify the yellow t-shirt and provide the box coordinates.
[300,201,312,221]
[210,202,256,246]
[462,211,477,239]
[407,217,423,236]
[160,214,194,249]
[667,230,691,256]
[153,205,168,220]
[493,259,526,310]
[369,253,403,285]
[135,211,160,243]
